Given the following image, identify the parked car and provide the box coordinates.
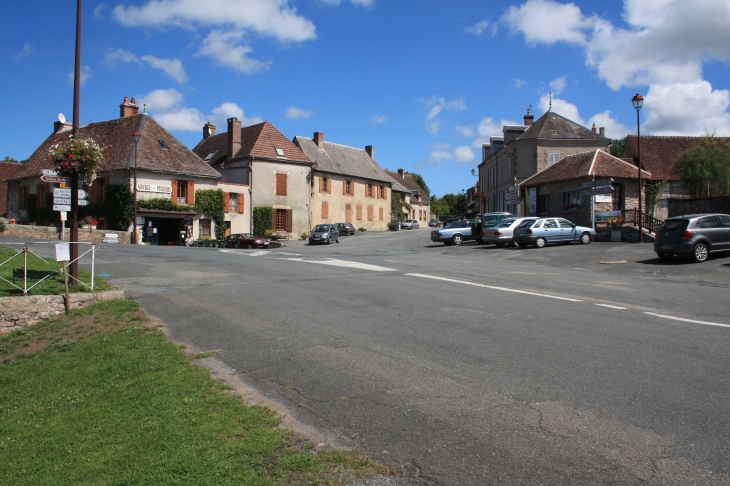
[482,217,538,247]
[336,222,356,235]
[472,212,514,244]
[225,233,271,249]
[431,220,474,245]
[513,217,596,248]
[309,224,340,245]
[429,219,442,227]
[654,213,730,263]
[401,219,420,229]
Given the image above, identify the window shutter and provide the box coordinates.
[319,176,324,193]
[379,208,384,220]
[343,180,347,195]
[384,187,388,199]
[224,192,230,212]
[276,173,287,196]
[322,202,328,218]
[238,193,244,213]
[327,179,331,194]
[187,181,195,204]
[368,206,374,221]
[285,209,293,232]
[357,205,362,220]
[171,180,178,203]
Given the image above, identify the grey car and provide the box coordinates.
[654,213,730,262]
[482,217,538,247]
[430,220,473,245]
[401,219,420,229]
[513,217,596,248]
[309,224,340,245]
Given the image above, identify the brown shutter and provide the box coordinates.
[276,173,287,196]
[285,209,293,232]
[187,181,195,204]
[357,205,362,220]
[368,206,373,221]
[224,192,230,212]
[171,180,178,203]
[384,187,388,199]
[319,176,324,193]
[327,179,331,194]
[379,207,384,220]
[238,193,244,213]
[322,201,328,218]
[343,180,346,195]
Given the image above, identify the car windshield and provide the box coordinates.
[312,225,330,232]
[660,219,689,231]
[517,219,535,228]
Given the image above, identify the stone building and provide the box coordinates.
[384,169,430,222]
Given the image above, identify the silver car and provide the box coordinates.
[401,219,420,229]
[309,224,340,245]
[513,217,596,248]
[482,217,538,247]
[431,220,473,245]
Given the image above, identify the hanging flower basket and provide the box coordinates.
[47,137,104,185]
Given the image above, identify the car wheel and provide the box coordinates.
[535,237,547,248]
[336,236,340,243]
[326,236,331,245]
[452,234,463,245]
[691,243,709,263]
[657,252,674,261]
[495,242,505,248]
[247,244,253,249]
[517,243,528,248]
[579,232,591,244]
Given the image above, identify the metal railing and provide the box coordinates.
[622,209,663,235]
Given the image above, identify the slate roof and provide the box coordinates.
[624,135,730,181]
[384,170,430,203]
[293,136,392,184]
[9,115,221,182]
[514,111,608,142]
[383,172,409,193]
[193,122,312,167]
[520,149,651,187]
[0,160,23,214]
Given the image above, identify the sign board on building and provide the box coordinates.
[53,188,88,199]
[582,178,613,189]
[584,187,613,196]
[595,210,621,223]
[528,188,537,216]
[504,191,521,201]
[53,204,71,212]
[595,194,612,203]
[137,184,172,193]
[41,175,66,183]
[508,185,519,193]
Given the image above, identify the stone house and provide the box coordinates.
[479,109,610,216]
[193,119,312,237]
[293,132,394,231]
[5,97,232,245]
[384,169,430,222]
[519,149,651,228]
[0,160,23,217]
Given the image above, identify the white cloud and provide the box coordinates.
[198,29,271,74]
[455,124,476,138]
[465,19,490,36]
[285,106,314,119]
[113,0,316,43]
[468,116,521,147]
[66,66,91,86]
[502,0,594,45]
[140,55,187,83]
[587,111,630,139]
[643,81,730,136]
[422,96,467,135]
[537,94,584,125]
[94,4,108,19]
[453,146,475,163]
[426,150,453,166]
[513,78,527,89]
[12,44,36,60]
[432,142,450,150]
[102,48,140,67]
[351,0,374,6]
[138,88,184,111]
[535,94,632,139]
[370,115,387,125]
[549,75,568,95]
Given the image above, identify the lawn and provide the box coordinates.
[0,245,114,297]
[0,299,390,485]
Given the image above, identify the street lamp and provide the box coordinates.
[132,130,141,244]
[632,94,643,243]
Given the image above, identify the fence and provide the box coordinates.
[682,180,730,198]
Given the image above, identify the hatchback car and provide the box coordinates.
[225,233,271,249]
[309,224,340,245]
[472,212,514,244]
[513,217,595,248]
[654,213,730,262]
[431,220,473,245]
[401,219,420,229]
[336,222,356,235]
[482,217,538,247]
[429,219,442,227]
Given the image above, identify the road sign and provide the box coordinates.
[78,200,89,206]
[53,188,88,199]
[42,169,59,176]
[582,178,613,189]
[41,175,66,183]
[584,187,613,196]
[54,198,72,205]
[504,190,521,201]
[53,204,71,212]
[508,185,519,192]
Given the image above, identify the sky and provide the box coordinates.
[2,0,730,197]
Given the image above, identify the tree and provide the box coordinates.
[672,133,730,184]
[610,138,626,158]
[2,156,20,163]
[437,193,468,216]
[409,173,430,196]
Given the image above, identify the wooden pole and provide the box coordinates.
[70,0,82,285]
[63,262,70,315]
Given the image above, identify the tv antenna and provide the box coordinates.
[58,110,66,124]
[522,104,532,114]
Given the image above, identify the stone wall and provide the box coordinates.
[0,290,126,334]
[668,196,730,217]
[0,224,131,244]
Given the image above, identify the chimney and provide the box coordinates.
[591,122,597,133]
[397,168,404,179]
[227,117,241,163]
[365,145,374,159]
[203,121,217,140]
[119,96,139,118]
[599,127,605,137]
[314,132,324,148]
[524,108,534,126]
[53,120,72,134]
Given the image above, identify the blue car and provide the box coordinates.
[430,220,473,245]
[513,217,596,248]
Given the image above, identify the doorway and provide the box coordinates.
[158,218,184,245]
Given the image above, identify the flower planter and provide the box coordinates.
[610,229,622,242]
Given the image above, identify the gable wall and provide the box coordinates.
[310,172,391,230]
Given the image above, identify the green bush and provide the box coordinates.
[194,189,226,240]
[103,183,135,231]
[138,198,193,212]
[253,206,273,237]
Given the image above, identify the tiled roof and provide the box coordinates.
[520,149,651,187]
[193,122,312,167]
[624,135,730,181]
[293,136,392,184]
[9,115,221,182]
[384,170,430,202]
[514,111,607,142]
[383,172,409,193]
[0,161,23,214]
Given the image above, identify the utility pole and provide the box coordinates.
[70,0,82,285]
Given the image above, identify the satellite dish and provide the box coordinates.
[58,112,66,124]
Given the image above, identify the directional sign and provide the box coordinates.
[78,200,89,206]
[42,169,59,176]
[53,204,71,212]
[504,190,521,201]
[508,185,519,192]
[582,178,613,189]
[54,198,72,205]
[584,187,614,196]
[41,175,66,183]
[53,188,88,199]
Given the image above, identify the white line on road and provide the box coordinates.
[406,273,583,302]
[290,258,396,272]
[644,312,730,329]
[595,304,628,310]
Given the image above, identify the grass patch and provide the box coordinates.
[0,299,390,484]
[0,246,114,297]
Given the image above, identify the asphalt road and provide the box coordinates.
[4,231,729,485]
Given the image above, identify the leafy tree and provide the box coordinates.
[391,191,404,221]
[434,193,468,216]
[409,173,430,196]
[610,137,627,158]
[2,156,20,163]
[672,133,730,184]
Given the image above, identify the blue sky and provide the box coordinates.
[3,0,730,197]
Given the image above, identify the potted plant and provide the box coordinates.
[605,216,624,242]
[48,137,104,185]
[81,215,98,230]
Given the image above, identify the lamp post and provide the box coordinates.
[632,94,644,243]
[132,131,141,244]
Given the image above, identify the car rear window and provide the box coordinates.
[497,220,515,228]
[660,219,689,231]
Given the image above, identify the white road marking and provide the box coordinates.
[644,312,730,329]
[595,304,627,310]
[407,273,583,302]
[291,258,396,272]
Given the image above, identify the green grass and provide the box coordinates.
[0,246,114,297]
[0,300,389,485]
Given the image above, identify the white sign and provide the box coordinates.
[584,187,613,196]
[582,178,613,189]
[595,194,612,203]
[54,198,71,205]
[53,188,88,199]
[53,204,71,212]
[78,200,89,206]
[59,211,67,221]
[504,190,521,201]
[508,185,519,193]
[55,243,70,262]
[595,210,621,223]
[42,169,59,176]
[137,184,172,193]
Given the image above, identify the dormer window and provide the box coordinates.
[204,151,217,161]
[275,147,285,157]
[158,139,169,149]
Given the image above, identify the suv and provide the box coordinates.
[472,212,514,244]
[654,213,730,262]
